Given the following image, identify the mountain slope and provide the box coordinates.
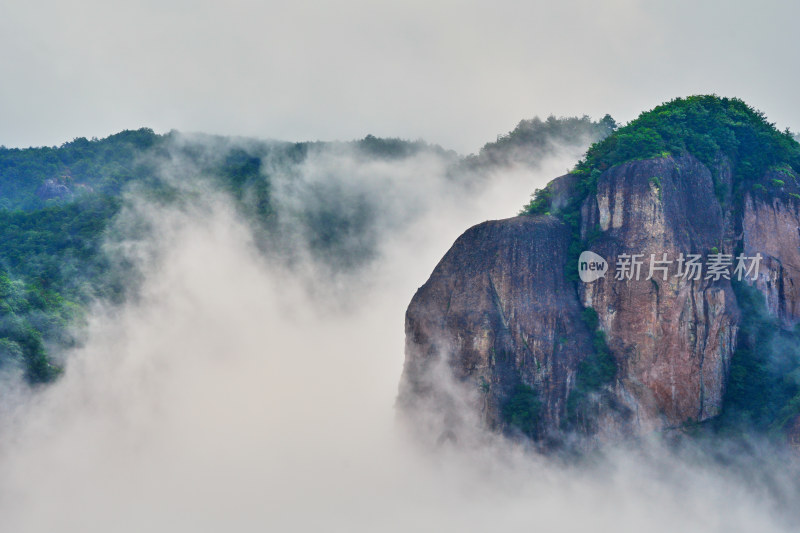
[0,117,609,383]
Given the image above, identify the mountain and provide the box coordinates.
[0,117,610,384]
[400,95,800,447]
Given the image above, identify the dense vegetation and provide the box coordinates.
[0,117,605,384]
[0,131,289,381]
[565,308,617,431]
[502,384,542,438]
[0,128,165,210]
[465,114,615,171]
[0,130,165,382]
[524,95,800,217]
[572,95,800,184]
[717,282,800,437]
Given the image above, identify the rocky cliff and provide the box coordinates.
[399,96,800,445]
[577,154,739,433]
[400,216,595,440]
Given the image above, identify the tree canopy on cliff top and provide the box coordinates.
[523,95,800,216]
[573,95,800,181]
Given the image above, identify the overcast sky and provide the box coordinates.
[1,0,798,153]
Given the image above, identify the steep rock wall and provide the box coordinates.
[579,155,738,430]
[401,155,800,443]
[401,216,594,436]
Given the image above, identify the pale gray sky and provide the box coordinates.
[1,0,798,152]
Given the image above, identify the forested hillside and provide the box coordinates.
[0,116,611,383]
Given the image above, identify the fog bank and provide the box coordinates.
[0,145,797,532]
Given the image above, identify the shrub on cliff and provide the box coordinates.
[502,384,542,438]
[565,308,617,430]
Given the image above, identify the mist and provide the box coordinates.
[0,141,798,533]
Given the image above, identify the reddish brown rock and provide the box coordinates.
[579,155,739,430]
[400,216,597,438]
[742,187,800,326]
[400,154,800,443]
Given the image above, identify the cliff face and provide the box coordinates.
[579,155,738,430]
[742,186,800,326]
[400,153,800,442]
[401,217,594,436]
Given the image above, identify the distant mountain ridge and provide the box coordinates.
[0,117,609,383]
